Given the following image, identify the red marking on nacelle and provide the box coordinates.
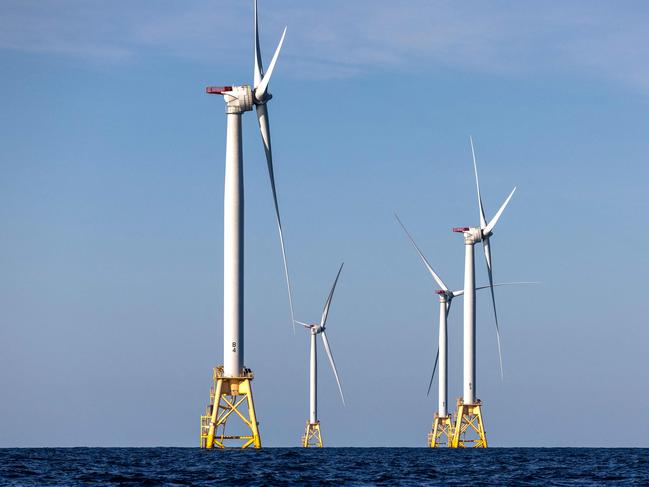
[453,227,470,233]
[435,290,446,295]
[206,86,232,94]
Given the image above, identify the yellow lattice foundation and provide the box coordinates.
[200,366,261,449]
[451,398,487,448]
[428,413,453,448]
[302,421,323,447]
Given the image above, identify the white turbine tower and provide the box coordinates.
[396,215,534,447]
[451,137,516,448]
[200,0,294,450]
[295,264,345,447]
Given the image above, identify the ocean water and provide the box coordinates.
[1,448,648,486]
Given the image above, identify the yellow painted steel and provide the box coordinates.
[428,413,453,448]
[302,421,323,448]
[199,366,261,449]
[450,398,487,448]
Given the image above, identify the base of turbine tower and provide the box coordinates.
[199,366,261,449]
[301,421,323,448]
[450,398,488,448]
[428,413,453,448]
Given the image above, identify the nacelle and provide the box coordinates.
[206,85,253,114]
[453,226,482,244]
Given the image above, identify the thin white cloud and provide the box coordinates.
[1,0,649,88]
[0,0,133,62]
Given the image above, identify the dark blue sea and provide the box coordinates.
[1,448,648,486]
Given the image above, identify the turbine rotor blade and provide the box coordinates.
[484,187,516,235]
[483,237,504,380]
[253,0,264,88]
[474,281,539,291]
[256,103,295,331]
[470,136,488,229]
[295,320,312,329]
[320,263,344,329]
[451,281,539,296]
[426,348,439,397]
[483,235,493,270]
[428,299,451,396]
[394,214,448,291]
[321,330,345,405]
[255,26,287,101]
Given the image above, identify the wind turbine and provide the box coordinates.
[200,0,294,450]
[295,264,346,447]
[395,214,534,447]
[451,136,516,448]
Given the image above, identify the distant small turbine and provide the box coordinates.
[295,264,346,448]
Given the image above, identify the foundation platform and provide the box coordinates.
[200,366,261,449]
[451,398,487,448]
[428,413,453,448]
[302,421,323,447]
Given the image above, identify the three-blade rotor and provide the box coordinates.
[470,136,516,380]
[252,0,295,330]
[296,264,346,405]
[395,214,454,396]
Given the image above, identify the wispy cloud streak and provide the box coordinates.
[2,0,649,88]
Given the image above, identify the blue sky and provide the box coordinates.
[1,0,649,447]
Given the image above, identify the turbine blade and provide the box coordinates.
[484,187,516,235]
[253,0,264,88]
[295,320,312,329]
[470,136,488,229]
[394,214,448,291]
[256,103,295,331]
[483,237,504,380]
[320,263,344,329]
[475,281,539,291]
[451,281,539,297]
[255,26,287,101]
[452,281,541,298]
[321,330,345,405]
[426,348,439,397]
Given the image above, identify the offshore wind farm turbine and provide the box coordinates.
[451,137,516,448]
[395,214,456,446]
[395,215,534,447]
[199,0,293,449]
[295,264,346,448]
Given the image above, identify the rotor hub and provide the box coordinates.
[253,90,272,105]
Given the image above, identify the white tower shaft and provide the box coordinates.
[463,239,476,404]
[438,299,448,417]
[223,112,244,377]
[310,330,317,423]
